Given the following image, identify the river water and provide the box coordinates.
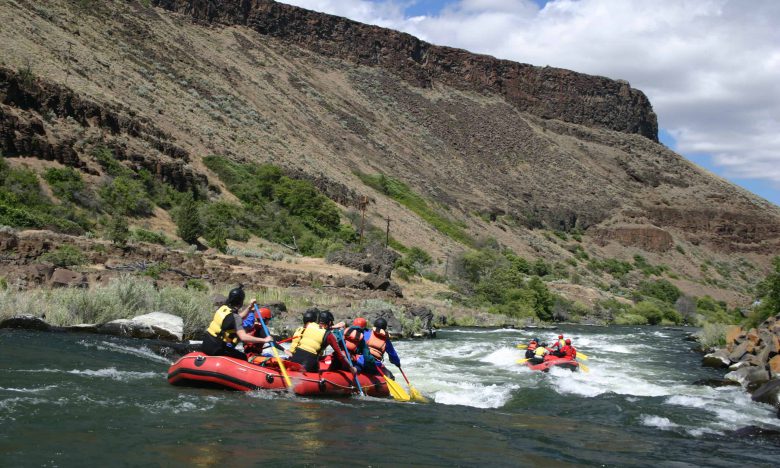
[2,326,779,467]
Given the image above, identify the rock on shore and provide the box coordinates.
[702,313,780,413]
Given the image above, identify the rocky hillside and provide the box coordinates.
[1,0,779,311]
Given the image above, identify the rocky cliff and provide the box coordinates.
[1,0,779,306]
[152,0,658,141]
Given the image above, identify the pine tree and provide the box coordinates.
[107,215,129,247]
[175,194,202,245]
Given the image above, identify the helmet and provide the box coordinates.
[534,337,541,344]
[558,335,564,339]
[565,338,571,345]
[226,285,245,308]
[318,310,334,326]
[374,318,388,330]
[353,317,367,329]
[259,307,272,320]
[303,309,317,324]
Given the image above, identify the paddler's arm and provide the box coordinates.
[236,327,272,345]
[385,340,401,367]
[238,299,257,319]
[325,333,356,374]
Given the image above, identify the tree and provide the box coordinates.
[749,256,780,327]
[175,194,202,245]
[107,215,129,247]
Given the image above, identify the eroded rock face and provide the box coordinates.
[152,0,658,141]
[327,244,400,280]
[594,225,674,252]
[0,314,51,331]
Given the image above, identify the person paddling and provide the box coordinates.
[289,310,355,374]
[201,285,272,361]
[524,339,538,360]
[364,318,401,380]
[243,307,290,359]
[340,317,374,373]
[288,309,318,354]
[557,338,577,360]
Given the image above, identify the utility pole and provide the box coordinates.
[385,216,391,248]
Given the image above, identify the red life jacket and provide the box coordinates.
[561,345,576,360]
[528,342,538,351]
[344,327,363,354]
[367,329,388,360]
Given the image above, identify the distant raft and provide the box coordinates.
[167,352,390,397]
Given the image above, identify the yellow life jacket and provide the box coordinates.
[534,346,548,357]
[206,305,239,345]
[289,326,305,353]
[296,322,327,355]
[367,329,389,360]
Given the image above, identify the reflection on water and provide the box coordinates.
[1,327,779,466]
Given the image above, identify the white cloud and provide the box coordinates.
[282,0,780,187]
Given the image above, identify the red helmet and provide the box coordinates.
[558,335,564,339]
[565,338,572,345]
[259,307,272,320]
[353,317,367,329]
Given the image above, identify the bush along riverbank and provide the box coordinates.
[0,276,443,353]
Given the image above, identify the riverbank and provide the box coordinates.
[700,313,780,417]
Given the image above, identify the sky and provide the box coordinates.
[279,0,780,207]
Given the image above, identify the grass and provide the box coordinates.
[355,172,474,247]
[695,323,730,349]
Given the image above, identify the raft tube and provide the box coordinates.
[167,352,390,397]
[525,357,579,372]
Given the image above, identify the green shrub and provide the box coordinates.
[184,278,208,292]
[174,194,203,244]
[40,245,87,267]
[99,175,153,216]
[43,167,86,203]
[746,256,780,328]
[107,216,129,246]
[696,323,730,348]
[355,172,474,246]
[130,228,170,246]
[143,262,170,279]
[639,279,681,304]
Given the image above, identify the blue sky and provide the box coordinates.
[283,0,780,207]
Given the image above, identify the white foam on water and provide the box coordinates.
[433,382,518,408]
[480,347,522,368]
[0,385,58,393]
[640,414,679,430]
[79,340,172,364]
[66,367,161,381]
[548,363,673,398]
[0,396,48,421]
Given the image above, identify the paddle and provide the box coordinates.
[578,360,590,373]
[375,364,410,401]
[516,358,530,364]
[254,305,292,389]
[335,331,364,397]
[397,367,428,403]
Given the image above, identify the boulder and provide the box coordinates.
[725,366,769,387]
[746,328,760,345]
[728,341,749,362]
[408,305,434,330]
[692,378,740,388]
[751,379,780,408]
[729,426,780,443]
[769,356,780,377]
[327,243,400,279]
[702,349,731,368]
[363,309,402,335]
[770,335,780,354]
[0,314,51,331]
[98,312,184,341]
[24,263,55,286]
[725,326,743,345]
[50,268,88,288]
[131,312,183,341]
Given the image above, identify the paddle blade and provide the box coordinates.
[575,352,589,360]
[385,377,411,401]
[516,344,528,349]
[516,358,530,364]
[578,362,590,373]
[408,385,429,403]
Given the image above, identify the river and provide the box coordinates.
[2,326,779,466]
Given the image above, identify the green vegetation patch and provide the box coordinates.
[355,172,474,246]
[202,156,356,256]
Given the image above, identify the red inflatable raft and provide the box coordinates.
[167,352,390,397]
[526,357,579,372]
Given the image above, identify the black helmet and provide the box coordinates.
[303,309,317,324]
[374,318,388,330]
[318,311,334,326]
[226,285,245,308]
